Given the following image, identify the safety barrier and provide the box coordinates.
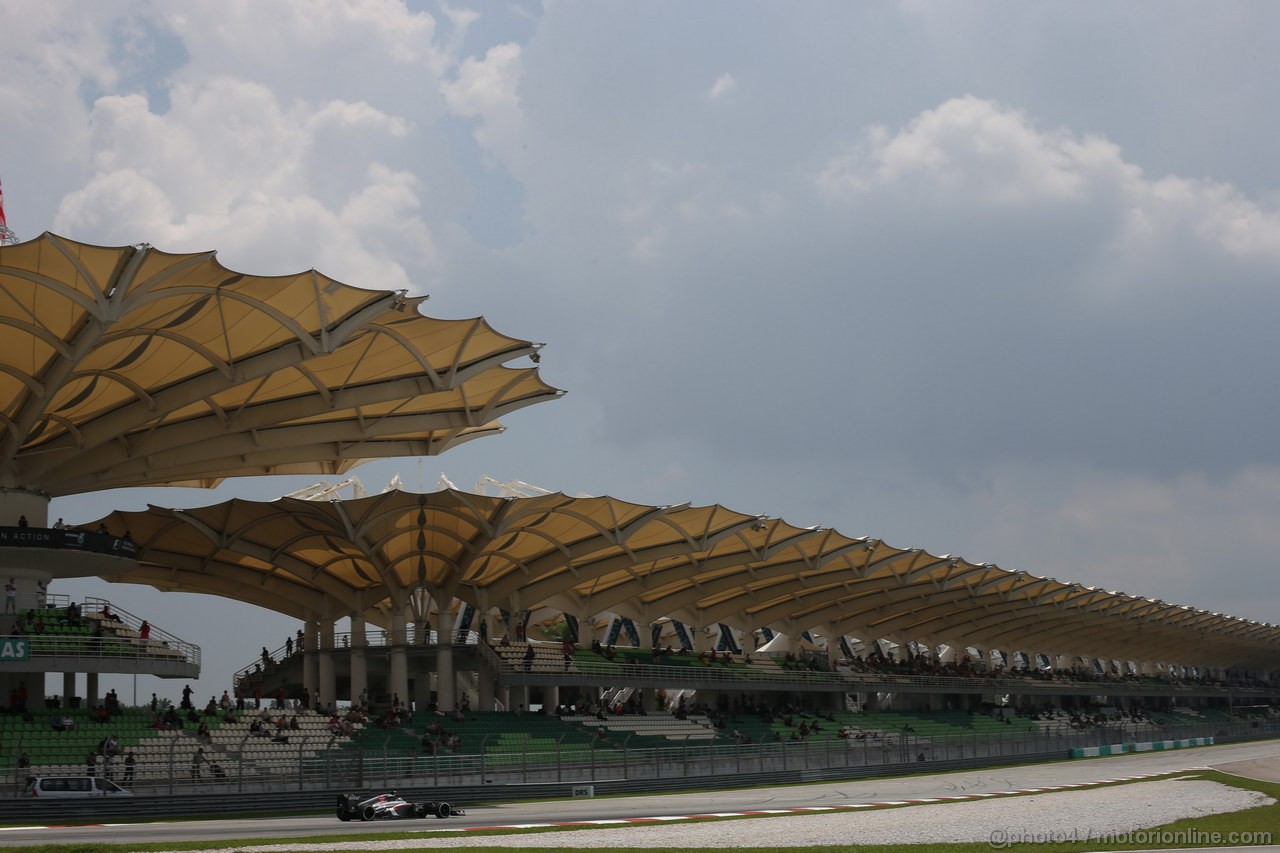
[1071,735,1215,757]
[1128,736,1214,752]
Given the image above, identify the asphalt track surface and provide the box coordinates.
[5,738,1278,850]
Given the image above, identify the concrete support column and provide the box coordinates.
[437,644,455,711]
[63,672,76,704]
[497,685,510,713]
[412,666,433,712]
[0,489,50,527]
[350,649,367,707]
[303,619,320,701]
[86,672,99,707]
[388,608,409,706]
[511,685,529,714]
[349,613,368,706]
[478,672,494,712]
[317,617,335,711]
[545,685,559,710]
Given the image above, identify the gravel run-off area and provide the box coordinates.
[159,777,1272,851]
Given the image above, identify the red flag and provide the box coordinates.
[0,178,7,228]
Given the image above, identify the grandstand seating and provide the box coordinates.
[561,711,718,743]
[342,710,627,767]
[203,709,357,777]
[0,706,234,780]
[19,606,186,662]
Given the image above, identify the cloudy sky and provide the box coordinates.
[3,0,1278,704]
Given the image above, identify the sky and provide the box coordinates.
[2,0,1279,706]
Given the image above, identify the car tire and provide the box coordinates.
[435,802,452,819]
[360,805,376,821]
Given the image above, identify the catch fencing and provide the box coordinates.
[8,717,1276,802]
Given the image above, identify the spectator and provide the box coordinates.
[4,578,15,614]
[123,752,136,785]
[86,750,98,777]
[191,747,206,779]
[17,515,28,528]
[17,751,30,768]
[35,580,46,607]
[53,518,66,530]
[138,620,150,640]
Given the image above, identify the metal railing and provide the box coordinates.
[17,595,199,671]
[232,630,483,689]
[230,636,1276,704]
[485,644,1276,698]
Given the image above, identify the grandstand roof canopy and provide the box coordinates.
[0,233,561,495]
[8,233,1273,675]
[95,489,1280,670]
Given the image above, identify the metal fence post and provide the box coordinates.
[238,732,250,793]
[297,734,308,791]
[382,736,389,789]
[167,735,177,796]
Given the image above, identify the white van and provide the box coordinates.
[25,776,134,798]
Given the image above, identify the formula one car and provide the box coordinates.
[336,791,464,821]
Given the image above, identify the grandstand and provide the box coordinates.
[0,232,1275,794]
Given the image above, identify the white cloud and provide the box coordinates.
[818,95,1133,204]
[817,95,1280,267]
[167,0,446,72]
[53,76,438,287]
[440,42,526,171]
[708,72,736,100]
[307,100,411,137]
